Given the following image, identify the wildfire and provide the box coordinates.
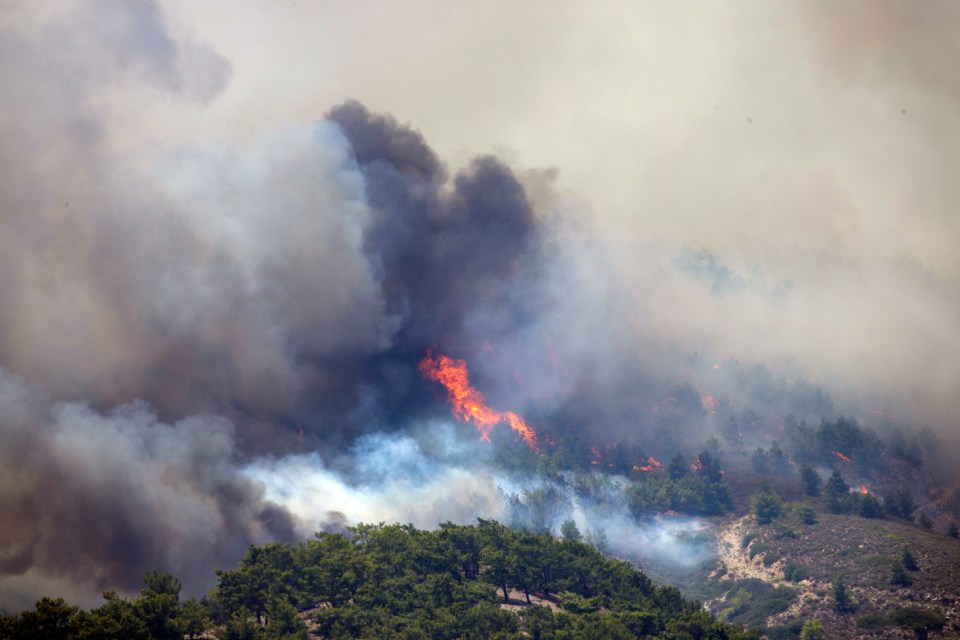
[418,350,538,449]
[700,393,717,413]
[860,484,868,495]
[633,456,662,472]
[832,450,852,463]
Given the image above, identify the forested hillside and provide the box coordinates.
[0,521,759,640]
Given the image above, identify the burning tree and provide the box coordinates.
[419,350,538,449]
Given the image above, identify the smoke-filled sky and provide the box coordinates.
[1,0,958,612]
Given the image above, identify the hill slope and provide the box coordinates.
[703,513,960,639]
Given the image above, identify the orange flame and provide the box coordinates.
[633,456,662,472]
[419,350,538,449]
[832,450,852,463]
[860,484,868,495]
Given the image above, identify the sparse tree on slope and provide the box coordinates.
[831,576,852,613]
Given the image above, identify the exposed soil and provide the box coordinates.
[707,513,960,638]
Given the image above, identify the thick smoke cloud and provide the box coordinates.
[0,0,545,609]
[325,101,540,424]
[0,369,295,610]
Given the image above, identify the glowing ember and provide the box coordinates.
[701,393,717,413]
[633,456,662,472]
[419,350,538,449]
[691,458,705,471]
[590,446,601,465]
[832,450,852,463]
[860,484,868,495]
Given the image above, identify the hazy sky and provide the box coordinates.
[121,1,960,267]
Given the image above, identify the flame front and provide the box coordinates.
[419,350,538,449]
[633,456,662,472]
[832,450,852,463]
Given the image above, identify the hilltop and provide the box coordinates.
[0,521,760,640]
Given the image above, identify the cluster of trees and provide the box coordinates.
[749,443,789,476]
[797,465,918,522]
[0,570,210,640]
[2,521,762,640]
[625,451,733,518]
[789,417,885,470]
[497,443,736,530]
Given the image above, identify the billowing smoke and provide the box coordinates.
[2,0,958,613]
[0,1,547,608]
[0,369,295,610]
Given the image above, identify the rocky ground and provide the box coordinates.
[705,512,960,638]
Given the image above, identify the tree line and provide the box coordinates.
[1,521,761,640]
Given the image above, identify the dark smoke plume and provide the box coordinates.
[0,3,548,608]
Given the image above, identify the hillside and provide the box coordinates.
[0,521,760,640]
[698,512,960,639]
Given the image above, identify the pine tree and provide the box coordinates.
[799,619,824,640]
[900,546,919,571]
[560,519,581,542]
[890,559,912,587]
[831,576,852,613]
[799,464,821,497]
[751,487,784,525]
[824,470,849,514]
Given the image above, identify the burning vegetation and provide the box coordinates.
[419,350,538,450]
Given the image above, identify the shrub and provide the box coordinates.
[799,619,824,640]
[765,620,803,640]
[855,613,888,630]
[762,553,781,567]
[890,560,912,587]
[900,546,918,571]
[741,532,758,549]
[794,503,817,525]
[775,524,798,540]
[751,487,784,524]
[783,562,809,582]
[888,607,946,636]
[748,543,770,561]
[719,579,796,629]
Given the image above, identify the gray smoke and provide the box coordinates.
[0,369,295,610]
